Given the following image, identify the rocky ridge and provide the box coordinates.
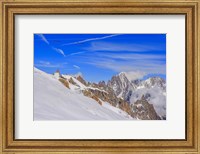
[55,70,166,120]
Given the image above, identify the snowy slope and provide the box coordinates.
[34,68,133,120]
[62,74,86,91]
[62,74,108,93]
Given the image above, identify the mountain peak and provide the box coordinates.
[142,76,166,90]
[116,72,130,81]
[53,69,61,79]
[107,72,133,99]
[145,76,165,84]
[34,68,166,120]
[76,75,87,86]
[118,72,126,76]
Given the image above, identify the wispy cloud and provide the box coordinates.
[36,34,66,57]
[53,47,66,57]
[36,34,49,44]
[86,41,165,52]
[75,52,166,75]
[62,34,121,46]
[85,60,166,75]
[73,65,80,69]
[66,51,85,56]
[124,71,146,81]
[95,53,166,61]
[35,61,61,68]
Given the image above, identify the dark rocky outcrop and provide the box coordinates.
[59,78,70,89]
[76,75,88,86]
[55,69,165,120]
[82,90,103,105]
[131,95,161,120]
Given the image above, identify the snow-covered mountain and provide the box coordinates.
[34,68,133,120]
[34,68,166,120]
[107,73,166,119]
[107,72,134,99]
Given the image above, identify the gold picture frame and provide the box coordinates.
[0,0,199,153]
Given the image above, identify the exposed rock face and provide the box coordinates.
[98,81,107,89]
[108,73,166,102]
[59,78,70,89]
[118,100,133,117]
[90,83,99,89]
[76,75,88,86]
[83,85,135,118]
[107,73,166,119]
[107,72,133,100]
[141,77,166,90]
[82,85,160,119]
[131,95,161,120]
[68,77,77,85]
[82,90,102,105]
[55,70,165,120]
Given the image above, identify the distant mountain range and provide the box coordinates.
[34,68,166,120]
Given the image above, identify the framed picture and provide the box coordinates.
[0,0,199,153]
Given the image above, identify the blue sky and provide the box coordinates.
[34,34,166,82]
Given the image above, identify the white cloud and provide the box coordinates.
[73,72,83,77]
[124,71,146,81]
[73,50,166,75]
[87,41,165,52]
[67,51,85,56]
[39,61,50,65]
[73,65,80,69]
[36,34,49,44]
[62,34,121,46]
[81,56,166,75]
[53,47,66,57]
[36,34,66,57]
[95,52,166,61]
[35,61,61,68]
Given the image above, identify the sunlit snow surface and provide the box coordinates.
[34,68,133,120]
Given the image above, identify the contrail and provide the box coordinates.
[62,34,121,46]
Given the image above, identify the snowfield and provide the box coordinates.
[34,68,133,120]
